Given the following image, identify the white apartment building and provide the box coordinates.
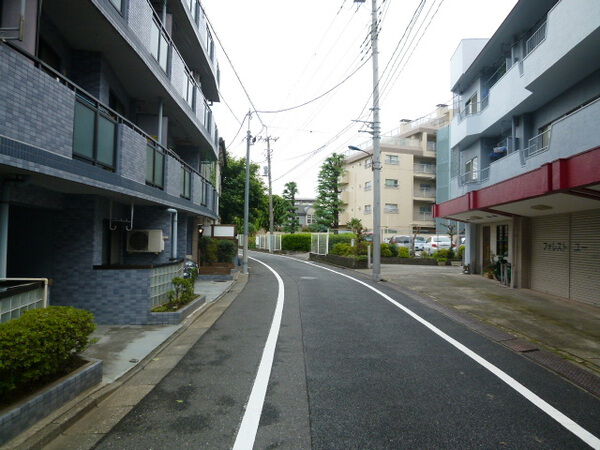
[435,0,600,305]
[341,105,450,239]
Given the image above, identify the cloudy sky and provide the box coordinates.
[202,0,518,198]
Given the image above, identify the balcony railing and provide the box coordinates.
[5,41,218,210]
[413,164,436,175]
[486,59,507,90]
[525,21,547,56]
[426,141,436,152]
[461,167,490,185]
[415,189,435,198]
[524,129,551,159]
[414,213,433,221]
[457,96,489,121]
[491,136,519,161]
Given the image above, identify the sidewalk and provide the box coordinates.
[4,277,240,450]
[82,279,236,383]
[356,264,600,379]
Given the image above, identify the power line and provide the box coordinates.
[202,6,266,130]
[256,56,371,114]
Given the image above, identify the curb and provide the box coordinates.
[4,273,247,450]
[300,257,600,400]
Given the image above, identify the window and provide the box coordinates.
[364,181,372,191]
[464,156,479,182]
[364,205,372,214]
[73,98,117,170]
[182,166,191,199]
[419,205,432,214]
[385,179,398,188]
[496,224,509,257]
[306,214,314,224]
[465,92,478,115]
[146,144,165,188]
[385,203,399,214]
[183,70,195,108]
[150,20,170,72]
[420,183,431,192]
[385,154,399,165]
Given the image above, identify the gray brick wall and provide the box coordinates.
[165,155,182,198]
[120,123,147,184]
[192,173,203,206]
[0,44,75,157]
[126,0,153,55]
[171,50,186,99]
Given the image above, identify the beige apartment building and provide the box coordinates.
[340,105,450,240]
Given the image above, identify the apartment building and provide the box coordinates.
[435,0,600,305]
[340,105,450,239]
[0,0,222,323]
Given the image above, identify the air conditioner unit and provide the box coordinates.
[127,230,165,253]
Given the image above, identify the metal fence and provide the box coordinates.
[255,233,282,252]
[311,233,329,255]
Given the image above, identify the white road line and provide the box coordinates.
[269,253,600,449]
[232,257,285,450]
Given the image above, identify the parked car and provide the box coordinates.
[423,235,453,253]
[389,235,412,248]
[389,235,427,251]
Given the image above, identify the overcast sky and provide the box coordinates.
[202,0,518,198]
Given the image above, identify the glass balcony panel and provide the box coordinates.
[146,145,154,183]
[73,102,95,159]
[150,22,160,60]
[96,116,116,167]
[154,151,165,188]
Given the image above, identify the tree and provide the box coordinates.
[442,221,458,258]
[219,151,268,232]
[255,194,289,231]
[282,181,300,233]
[346,218,366,242]
[314,153,346,230]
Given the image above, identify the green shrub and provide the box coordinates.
[217,239,237,263]
[282,233,311,251]
[153,277,196,312]
[331,243,353,256]
[433,249,452,260]
[380,243,393,257]
[458,245,465,260]
[397,246,410,258]
[328,233,356,249]
[0,306,95,397]
[388,244,399,257]
[199,236,218,265]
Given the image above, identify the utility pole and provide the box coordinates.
[266,137,274,253]
[370,0,382,282]
[243,111,252,275]
[260,135,279,253]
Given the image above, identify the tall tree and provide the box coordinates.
[282,181,300,233]
[219,151,268,232]
[314,153,346,229]
[255,194,289,230]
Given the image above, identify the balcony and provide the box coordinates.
[172,0,220,100]
[413,190,435,201]
[42,0,218,154]
[451,0,600,149]
[413,212,434,223]
[413,164,436,178]
[0,42,218,217]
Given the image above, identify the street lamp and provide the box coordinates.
[348,145,381,282]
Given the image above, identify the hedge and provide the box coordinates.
[0,306,95,397]
[282,233,311,251]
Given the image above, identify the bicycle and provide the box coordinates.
[493,255,511,286]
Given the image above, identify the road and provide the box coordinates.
[95,252,600,449]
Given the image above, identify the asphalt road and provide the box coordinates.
[96,252,600,449]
